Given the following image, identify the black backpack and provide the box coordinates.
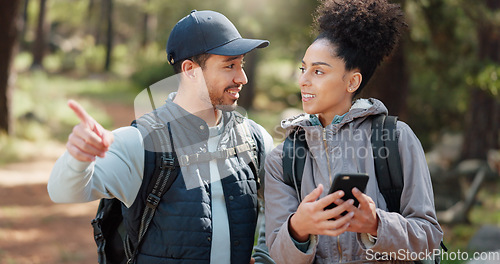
[282,115,403,212]
[282,114,446,261]
[90,113,262,264]
[91,122,179,264]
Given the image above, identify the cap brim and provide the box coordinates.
[207,38,269,56]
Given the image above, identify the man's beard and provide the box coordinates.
[210,85,239,111]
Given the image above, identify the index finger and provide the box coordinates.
[352,187,371,208]
[68,100,93,126]
[316,190,344,209]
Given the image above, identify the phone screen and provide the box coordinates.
[324,173,369,215]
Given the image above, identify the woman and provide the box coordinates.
[264,0,443,263]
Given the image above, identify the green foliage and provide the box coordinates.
[13,52,33,72]
[2,69,137,164]
[256,59,301,110]
[130,44,175,89]
[467,64,500,97]
[471,185,500,225]
[439,184,500,263]
[11,0,499,151]
[12,71,109,141]
[4,2,500,262]
[75,45,107,73]
[47,0,88,27]
[248,110,283,142]
[59,249,85,263]
[131,61,173,91]
[25,0,498,149]
[402,0,481,148]
[0,133,21,165]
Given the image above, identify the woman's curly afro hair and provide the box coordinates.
[314,0,406,92]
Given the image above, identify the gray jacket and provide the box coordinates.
[265,98,443,264]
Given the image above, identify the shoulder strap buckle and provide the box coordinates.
[179,155,189,167]
[146,193,161,209]
[151,123,165,130]
[161,156,175,169]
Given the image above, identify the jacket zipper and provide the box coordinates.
[337,235,343,263]
[323,128,333,185]
[323,128,343,262]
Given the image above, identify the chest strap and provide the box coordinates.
[178,142,255,166]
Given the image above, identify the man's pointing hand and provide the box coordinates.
[66,100,114,162]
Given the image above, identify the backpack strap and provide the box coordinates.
[282,127,308,202]
[372,115,448,260]
[371,115,404,213]
[127,113,180,263]
[282,116,404,210]
[281,115,444,258]
[92,196,125,264]
[241,119,263,186]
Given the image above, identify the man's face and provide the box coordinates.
[200,54,247,111]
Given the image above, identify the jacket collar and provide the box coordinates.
[281,98,389,133]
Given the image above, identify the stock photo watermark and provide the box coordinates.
[136,74,402,190]
[365,248,500,262]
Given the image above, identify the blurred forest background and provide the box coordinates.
[0,0,499,263]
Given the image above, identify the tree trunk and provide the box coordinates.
[19,0,30,50]
[87,0,94,21]
[31,0,48,69]
[360,38,409,119]
[461,90,500,160]
[238,50,259,111]
[141,0,150,47]
[0,0,21,134]
[86,0,95,36]
[141,13,149,47]
[358,0,409,120]
[460,0,500,160]
[95,0,106,45]
[104,0,113,71]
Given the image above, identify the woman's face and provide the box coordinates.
[299,39,359,126]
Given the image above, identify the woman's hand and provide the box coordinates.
[288,184,355,242]
[334,188,378,236]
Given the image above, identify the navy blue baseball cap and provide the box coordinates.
[166,10,269,65]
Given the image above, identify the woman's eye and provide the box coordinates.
[299,67,306,73]
[227,64,234,69]
[315,70,324,75]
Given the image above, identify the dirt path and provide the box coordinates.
[0,148,99,264]
[0,102,135,264]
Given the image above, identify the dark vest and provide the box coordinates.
[122,102,265,264]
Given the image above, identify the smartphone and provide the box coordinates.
[324,173,369,215]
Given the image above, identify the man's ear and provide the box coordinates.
[347,71,362,94]
[181,60,198,79]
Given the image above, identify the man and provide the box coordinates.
[48,10,274,264]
